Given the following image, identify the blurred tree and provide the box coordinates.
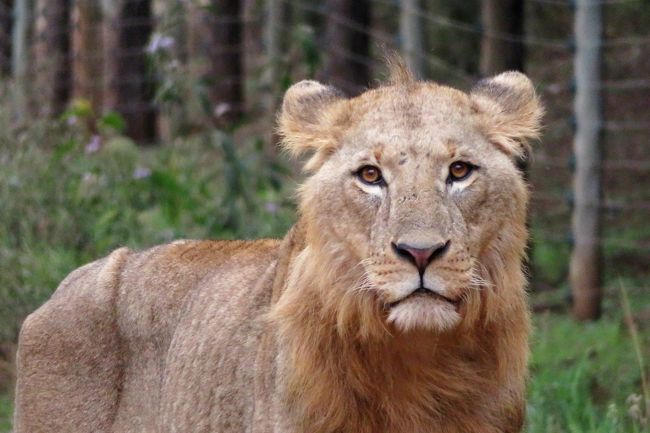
[12,0,32,121]
[151,0,188,141]
[104,0,156,141]
[263,0,290,103]
[188,0,243,127]
[72,0,104,116]
[479,0,524,76]
[400,0,425,79]
[423,0,480,83]
[208,0,243,126]
[570,0,603,321]
[321,0,371,95]
[0,0,11,76]
[33,0,70,116]
[478,1,527,170]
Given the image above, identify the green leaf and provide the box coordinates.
[99,112,126,133]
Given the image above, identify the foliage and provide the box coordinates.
[528,312,650,433]
[0,107,294,344]
[0,394,10,432]
[531,232,571,287]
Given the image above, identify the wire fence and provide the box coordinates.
[0,0,649,290]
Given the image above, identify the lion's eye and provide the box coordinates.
[357,165,384,185]
[448,161,474,182]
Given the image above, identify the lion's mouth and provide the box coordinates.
[389,287,461,309]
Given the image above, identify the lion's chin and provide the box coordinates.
[387,296,461,333]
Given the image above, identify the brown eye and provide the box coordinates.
[449,161,473,181]
[357,165,384,185]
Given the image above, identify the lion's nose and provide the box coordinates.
[392,241,450,274]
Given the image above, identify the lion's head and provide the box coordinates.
[276,64,542,338]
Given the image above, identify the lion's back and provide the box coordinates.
[116,238,280,343]
[15,238,281,433]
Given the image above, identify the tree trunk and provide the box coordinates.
[570,0,602,321]
[104,0,156,141]
[263,0,289,103]
[0,0,12,76]
[151,0,187,141]
[479,0,524,76]
[187,0,243,128]
[209,0,244,126]
[12,0,32,122]
[72,0,104,116]
[400,0,425,79]
[321,0,371,95]
[33,0,70,116]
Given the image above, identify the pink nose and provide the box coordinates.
[392,241,450,273]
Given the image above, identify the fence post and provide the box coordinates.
[72,0,104,117]
[12,0,31,122]
[321,0,371,95]
[0,0,12,76]
[33,0,71,116]
[104,0,156,141]
[570,0,603,321]
[399,0,424,79]
[264,0,283,101]
[479,0,524,76]
[209,0,243,126]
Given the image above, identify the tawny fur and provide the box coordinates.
[14,66,542,433]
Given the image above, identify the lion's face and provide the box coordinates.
[280,72,541,334]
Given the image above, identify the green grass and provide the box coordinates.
[0,394,10,432]
[527,312,649,433]
[0,112,294,343]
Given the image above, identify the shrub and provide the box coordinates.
[0,108,294,342]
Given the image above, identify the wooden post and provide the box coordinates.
[72,0,104,115]
[208,0,243,126]
[264,0,285,101]
[12,0,32,121]
[33,0,71,116]
[479,0,524,76]
[570,0,603,321]
[186,1,210,126]
[0,0,12,76]
[104,0,156,141]
[321,0,371,95]
[399,0,424,79]
[187,0,243,127]
[152,0,187,141]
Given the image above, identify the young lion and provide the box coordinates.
[14,65,542,433]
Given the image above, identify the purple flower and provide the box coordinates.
[147,34,175,54]
[264,201,279,214]
[133,166,152,180]
[85,135,102,154]
[214,103,232,118]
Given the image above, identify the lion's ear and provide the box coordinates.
[278,80,347,171]
[470,72,544,158]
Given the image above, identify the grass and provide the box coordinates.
[528,311,649,433]
[0,395,10,432]
[0,111,294,343]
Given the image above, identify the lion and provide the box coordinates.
[13,63,542,433]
